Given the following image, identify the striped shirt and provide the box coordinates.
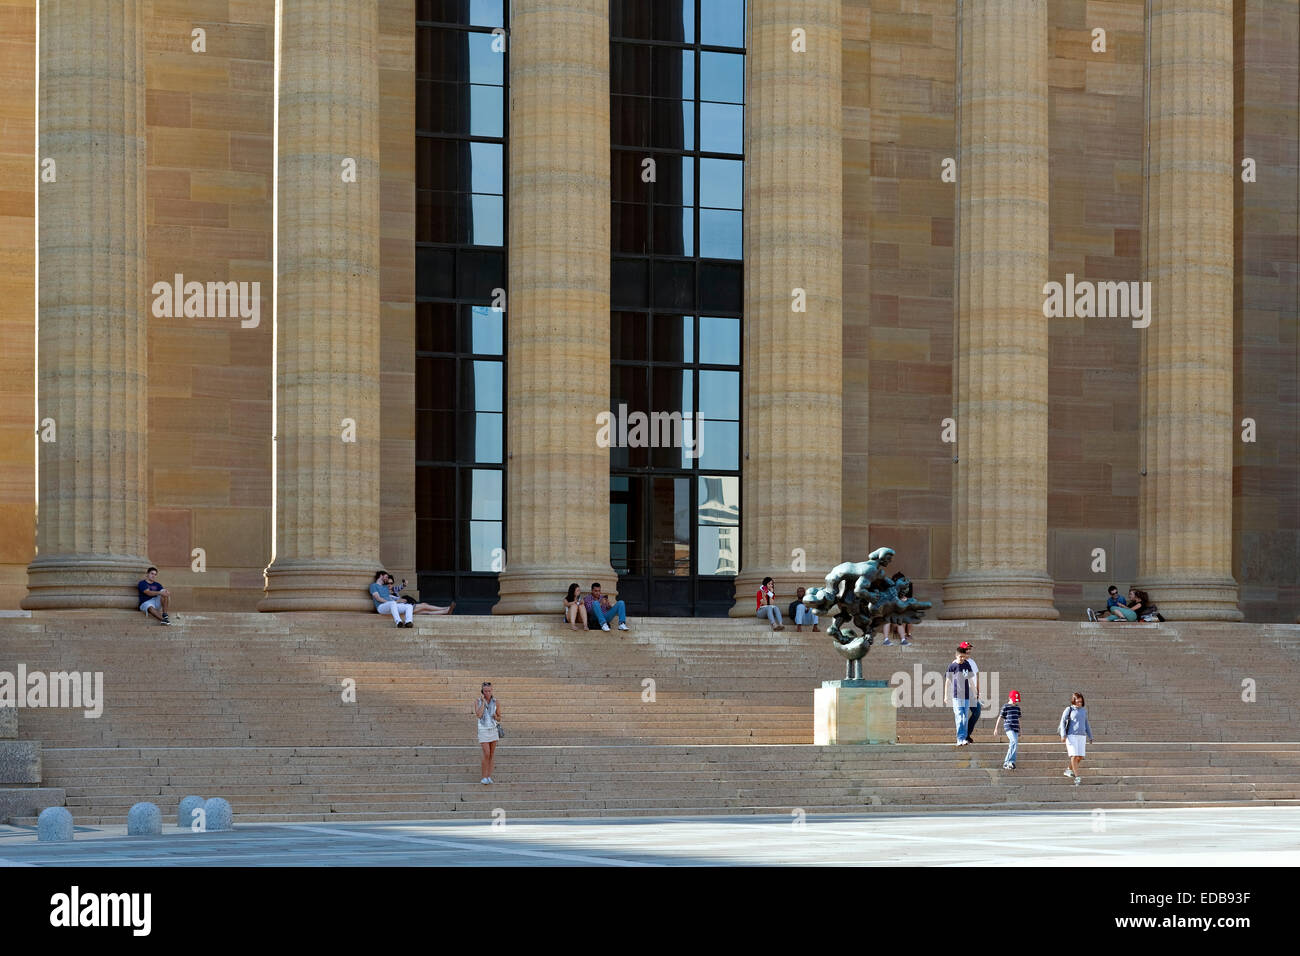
[998,703,1021,733]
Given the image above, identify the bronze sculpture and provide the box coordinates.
[801,547,931,680]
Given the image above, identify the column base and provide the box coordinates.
[258,558,379,612]
[21,554,152,610]
[1133,576,1242,622]
[939,570,1059,620]
[494,565,616,615]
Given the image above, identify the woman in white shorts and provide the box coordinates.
[474,681,502,785]
[1058,691,1094,783]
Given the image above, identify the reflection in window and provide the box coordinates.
[699,158,743,210]
[699,103,743,155]
[699,208,742,259]
[699,316,740,364]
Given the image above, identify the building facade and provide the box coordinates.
[0,0,1296,621]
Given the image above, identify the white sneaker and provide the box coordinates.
[601,623,610,631]
[481,777,489,784]
[618,623,629,631]
[486,777,493,784]
[1086,607,1097,622]
[1074,775,1082,785]
[1064,769,1074,777]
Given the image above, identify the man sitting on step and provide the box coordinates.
[137,566,171,625]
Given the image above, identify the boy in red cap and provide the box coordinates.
[994,690,1022,769]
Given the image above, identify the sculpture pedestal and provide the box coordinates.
[814,680,896,745]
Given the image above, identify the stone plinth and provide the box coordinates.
[814,680,896,745]
[0,740,41,784]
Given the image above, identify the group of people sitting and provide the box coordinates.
[1088,585,1164,623]
[369,571,454,627]
[563,583,630,632]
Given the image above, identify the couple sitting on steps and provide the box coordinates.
[563,582,630,633]
[369,571,454,627]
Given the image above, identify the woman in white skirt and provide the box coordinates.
[1058,691,1094,784]
[474,681,502,784]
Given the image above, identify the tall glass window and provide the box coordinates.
[610,0,745,616]
[416,0,508,613]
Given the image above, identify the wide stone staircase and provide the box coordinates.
[1,612,1298,822]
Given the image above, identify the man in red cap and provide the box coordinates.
[994,690,1022,769]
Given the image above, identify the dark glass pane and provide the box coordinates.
[455,249,505,298]
[699,315,740,364]
[468,194,504,246]
[417,136,463,192]
[612,257,649,309]
[466,31,504,85]
[699,370,740,419]
[613,201,649,255]
[416,28,467,82]
[416,246,456,298]
[650,47,693,100]
[610,476,646,576]
[650,155,693,207]
[611,0,693,43]
[612,150,645,203]
[417,189,461,244]
[468,84,504,137]
[459,411,503,463]
[417,301,457,352]
[461,304,503,355]
[461,468,503,520]
[611,95,651,148]
[651,204,693,256]
[417,519,455,570]
[460,359,503,412]
[700,157,743,209]
[651,259,695,310]
[651,99,693,150]
[612,364,650,411]
[698,261,742,311]
[651,314,692,363]
[699,208,742,259]
[649,477,691,576]
[418,0,503,28]
[417,357,456,410]
[699,103,743,154]
[651,367,693,415]
[417,80,466,134]
[700,51,744,103]
[416,409,455,461]
[700,0,745,48]
[611,312,648,361]
[417,465,457,521]
[610,42,651,97]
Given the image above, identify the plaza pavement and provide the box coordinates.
[0,806,1297,866]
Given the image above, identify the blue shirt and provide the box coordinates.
[1107,595,1125,609]
[998,703,1021,733]
[369,581,393,603]
[1059,705,1093,739]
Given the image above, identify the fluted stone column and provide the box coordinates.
[729,0,843,616]
[493,0,614,613]
[23,0,149,610]
[1137,0,1241,620]
[940,0,1057,619]
[260,0,380,611]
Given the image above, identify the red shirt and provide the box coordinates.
[756,586,774,611]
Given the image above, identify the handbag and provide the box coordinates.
[494,720,504,740]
